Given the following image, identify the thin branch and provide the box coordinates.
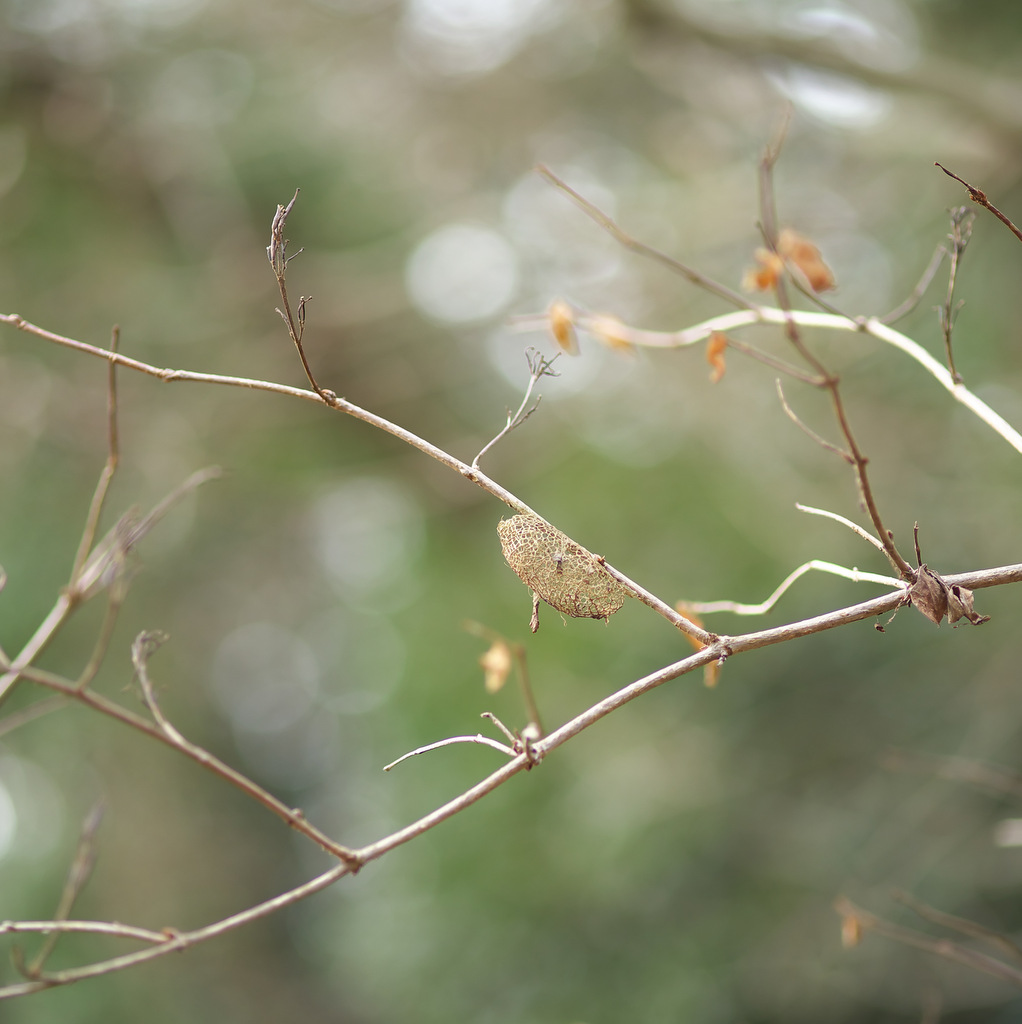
[535,165,755,311]
[880,243,947,324]
[937,163,1022,246]
[0,465,222,711]
[0,920,167,945]
[25,802,105,978]
[892,889,1022,965]
[938,206,975,384]
[473,348,559,469]
[835,897,1022,989]
[0,695,69,738]
[71,324,120,583]
[795,503,889,554]
[266,189,331,399]
[383,734,517,772]
[775,380,852,462]
[14,664,360,866]
[680,559,903,616]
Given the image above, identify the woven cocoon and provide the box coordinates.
[497,514,627,620]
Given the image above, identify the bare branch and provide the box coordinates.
[681,559,903,617]
[24,802,105,978]
[473,348,559,469]
[880,243,946,324]
[938,205,975,384]
[835,897,1022,989]
[775,380,852,462]
[383,734,517,772]
[795,503,889,555]
[535,165,755,310]
[937,162,1022,245]
[71,324,121,584]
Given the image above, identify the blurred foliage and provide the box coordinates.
[2,0,1022,1021]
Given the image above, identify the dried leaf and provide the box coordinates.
[706,332,728,383]
[908,565,948,625]
[479,640,513,693]
[498,515,627,623]
[947,583,990,625]
[548,299,578,355]
[778,228,835,292]
[742,229,835,293]
[840,912,863,949]
[742,248,784,292]
[587,313,634,354]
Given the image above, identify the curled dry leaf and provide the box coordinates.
[778,228,835,292]
[908,565,989,626]
[478,639,513,693]
[742,248,785,292]
[947,583,990,625]
[743,228,835,293]
[908,565,948,625]
[548,299,579,356]
[498,514,627,625]
[706,331,728,383]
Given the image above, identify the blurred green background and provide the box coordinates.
[2,0,1022,1021]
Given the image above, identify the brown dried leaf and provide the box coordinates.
[742,248,784,292]
[498,515,627,622]
[947,583,990,625]
[840,912,863,949]
[548,299,578,355]
[908,565,948,625]
[743,230,836,294]
[778,228,835,292]
[706,332,728,383]
[479,640,513,693]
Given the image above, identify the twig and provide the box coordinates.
[535,166,755,310]
[937,163,1022,246]
[71,325,120,583]
[13,663,360,866]
[795,503,889,554]
[835,896,1022,989]
[473,348,559,469]
[0,920,167,944]
[24,802,105,978]
[938,206,974,384]
[382,734,517,772]
[680,559,903,616]
[892,889,1022,965]
[0,695,69,738]
[265,189,331,400]
[775,380,852,462]
[880,243,946,324]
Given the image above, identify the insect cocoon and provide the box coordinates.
[497,514,627,621]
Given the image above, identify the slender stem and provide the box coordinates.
[535,166,756,311]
